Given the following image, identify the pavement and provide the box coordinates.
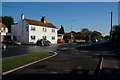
[100,58,120,80]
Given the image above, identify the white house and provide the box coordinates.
[0,23,8,42]
[11,14,58,44]
[58,34,64,40]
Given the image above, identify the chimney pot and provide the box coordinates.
[21,13,24,20]
[41,16,46,23]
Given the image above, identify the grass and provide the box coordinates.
[3,53,50,72]
[67,41,110,50]
[67,47,76,50]
[67,39,85,43]
[67,44,92,50]
[75,39,86,42]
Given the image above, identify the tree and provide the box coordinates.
[0,16,2,22]
[112,25,120,47]
[63,33,71,43]
[81,28,92,42]
[63,28,103,43]
[58,25,65,34]
[91,31,103,41]
[2,16,14,32]
[92,31,102,36]
[75,32,86,39]
[81,28,89,33]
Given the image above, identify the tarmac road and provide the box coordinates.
[2,43,82,58]
[3,41,120,80]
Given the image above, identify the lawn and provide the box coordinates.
[67,44,92,50]
[3,53,50,72]
[67,42,110,50]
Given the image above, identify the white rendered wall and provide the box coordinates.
[0,27,8,33]
[12,20,57,44]
[11,20,29,43]
[29,25,57,44]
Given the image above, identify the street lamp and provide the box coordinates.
[70,20,75,43]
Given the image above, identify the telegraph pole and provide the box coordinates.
[110,12,113,40]
[70,21,73,43]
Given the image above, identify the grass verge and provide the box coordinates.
[3,53,50,72]
[67,41,110,50]
[67,44,92,50]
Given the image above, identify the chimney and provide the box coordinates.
[41,16,46,23]
[21,13,24,20]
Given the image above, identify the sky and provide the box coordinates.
[2,2,118,36]
[2,0,120,2]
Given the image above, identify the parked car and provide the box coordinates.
[3,39,21,45]
[0,42,7,49]
[36,39,51,46]
[57,39,65,43]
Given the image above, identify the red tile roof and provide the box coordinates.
[24,18,57,29]
[0,23,8,28]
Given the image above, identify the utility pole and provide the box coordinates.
[70,21,73,43]
[110,12,113,40]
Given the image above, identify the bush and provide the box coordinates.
[112,25,120,47]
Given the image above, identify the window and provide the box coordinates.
[31,35,36,40]
[26,24,29,31]
[31,26,35,31]
[0,27,1,31]
[42,28,47,32]
[45,28,47,32]
[3,28,6,31]
[51,36,55,40]
[42,36,47,40]
[52,29,55,32]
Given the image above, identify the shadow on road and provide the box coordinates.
[76,43,119,52]
[100,68,120,80]
[2,43,120,80]
[3,68,120,80]
[3,69,96,80]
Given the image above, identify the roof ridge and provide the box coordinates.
[0,23,8,28]
[24,18,51,24]
[24,18,57,29]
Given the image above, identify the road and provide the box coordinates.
[2,41,109,58]
[2,43,83,58]
[3,47,100,80]
[3,41,120,80]
[2,44,58,58]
